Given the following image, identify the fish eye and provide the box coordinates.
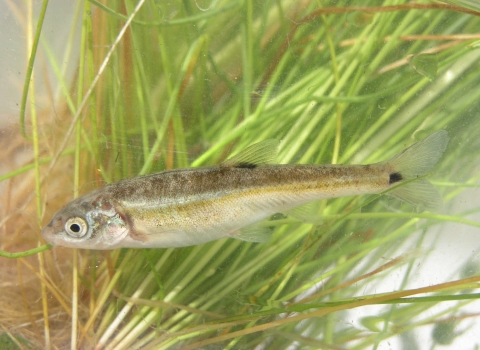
[65,217,88,238]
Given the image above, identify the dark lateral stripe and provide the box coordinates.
[389,172,403,184]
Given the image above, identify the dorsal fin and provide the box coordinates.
[222,139,279,168]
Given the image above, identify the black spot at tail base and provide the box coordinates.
[389,172,403,184]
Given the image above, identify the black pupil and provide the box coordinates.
[70,223,81,233]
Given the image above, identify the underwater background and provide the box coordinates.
[1,0,480,349]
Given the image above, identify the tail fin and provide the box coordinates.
[385,130,449,212]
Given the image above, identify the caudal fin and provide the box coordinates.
[385,130,449,212]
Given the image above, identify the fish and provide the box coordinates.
[42,130,449,250]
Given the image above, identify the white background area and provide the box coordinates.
[347,189,480,350]
[0,0,79,129]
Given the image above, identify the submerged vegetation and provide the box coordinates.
[1,0,480,348]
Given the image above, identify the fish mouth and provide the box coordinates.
[41,217,64,245]
[41,225,56,245]
[40,226,76,248]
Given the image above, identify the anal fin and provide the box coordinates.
[285,202,323,223]
[231,222,273,243]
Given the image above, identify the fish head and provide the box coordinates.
[42,190,129,249]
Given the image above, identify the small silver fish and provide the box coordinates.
[42,131,449,249]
